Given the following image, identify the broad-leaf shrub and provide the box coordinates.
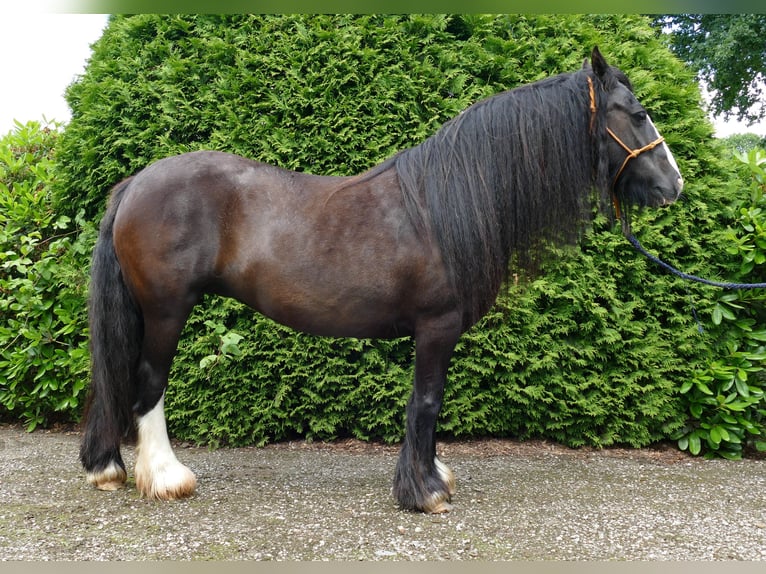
[0,122,94,429]
[676,148,766,459]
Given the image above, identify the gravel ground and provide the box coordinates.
[1,423,765,561]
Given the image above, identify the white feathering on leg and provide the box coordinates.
[435,456,456,496]
[421,456,456,513]
[134,394,196,500]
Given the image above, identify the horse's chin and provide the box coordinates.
[648,186,681,208]
[656,196,675,208]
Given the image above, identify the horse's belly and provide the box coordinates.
[236,269,415,339]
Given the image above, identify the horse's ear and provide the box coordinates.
[590,46,609,79]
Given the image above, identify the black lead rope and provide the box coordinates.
[626,233,766,290]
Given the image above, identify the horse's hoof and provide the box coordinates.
[86,461,127,491]
[393,455,457,513]
[422,457,456,513]
[423,493,454,514]
[135,460,197,500]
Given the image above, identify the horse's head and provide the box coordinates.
[586,46,683,211]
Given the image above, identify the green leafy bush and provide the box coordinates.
[675,148,766,459]
[0,121,94,429]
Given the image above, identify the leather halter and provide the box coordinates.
[607,127,665,188]
[587,76,665,219]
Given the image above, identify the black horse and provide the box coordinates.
[80,47,682,513]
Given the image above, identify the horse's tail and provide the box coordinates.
[80,177,143,480]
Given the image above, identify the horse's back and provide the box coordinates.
[110,150,455,339]
[119,150,294,206]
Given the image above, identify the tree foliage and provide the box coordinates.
[15,14,758,453]
[720,133,766,156]
[653,14,766,124]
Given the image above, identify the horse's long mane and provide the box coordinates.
[390,67,618,324]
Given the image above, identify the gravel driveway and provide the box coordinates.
[1,424,764,560]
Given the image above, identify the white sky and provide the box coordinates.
[0,13,764,139]
[0,14,108,136]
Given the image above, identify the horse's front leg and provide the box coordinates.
[393,313,461,513]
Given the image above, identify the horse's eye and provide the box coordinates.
[632,111,648,124]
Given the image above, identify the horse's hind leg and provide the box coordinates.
[132,310,197,500]
[393,312,461,513]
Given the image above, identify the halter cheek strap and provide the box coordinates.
[586,76,665,220]
[606,127,665,188]
[587,74,597,134]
